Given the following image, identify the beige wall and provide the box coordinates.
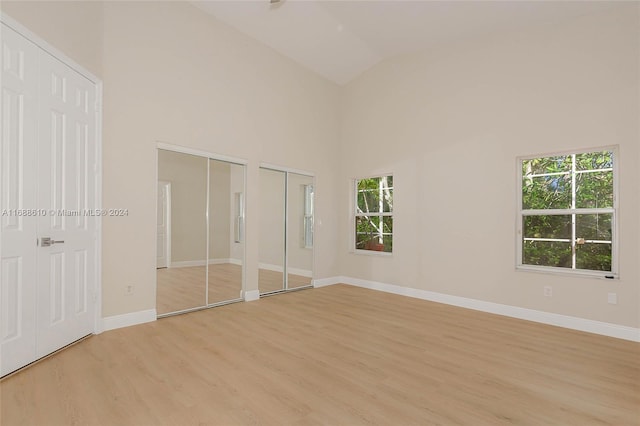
[339,5,640,328]
[1,1,103,78]
[157,150,207,264]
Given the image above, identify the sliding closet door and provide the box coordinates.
[156,150,207,315]
[207,159,244,305]
[157,150,246,316]
[258,168,286,294]
[258,167,314,295]
[287,173,314,289]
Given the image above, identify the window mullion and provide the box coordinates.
[522,208,614,216]
[571,153,577,269]
[378,179,384,243]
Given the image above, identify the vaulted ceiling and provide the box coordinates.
[193,1,619,85]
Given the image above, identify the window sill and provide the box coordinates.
[516,265,618,280]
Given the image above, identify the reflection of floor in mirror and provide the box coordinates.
[259,269,312,294]
[156,266,206,315]
[209,263,244,304]
[157,264,312,315]
[157,264,242,315]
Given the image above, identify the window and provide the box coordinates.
[234,192,244,243]
[355,175,393,253]
[518,149,616,275]
[303,184,314,248]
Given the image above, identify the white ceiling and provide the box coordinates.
[193,1,621,85]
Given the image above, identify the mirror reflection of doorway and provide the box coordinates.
[156,148,245,316]
[156,181,171,269]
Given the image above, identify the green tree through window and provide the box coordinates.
[355,176,393,253]
[520,150,615,273]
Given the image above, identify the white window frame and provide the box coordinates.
[234,192,244,243]
[516,146,619,278]
[303,184,314,249]
[353,175,393,255]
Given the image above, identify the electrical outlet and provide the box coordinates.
[607,293,617,305]
[544,286,552,297]
[126,284,134,295]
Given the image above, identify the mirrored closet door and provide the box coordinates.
[156,150,207,315]
[207,159,245,305]
[287,173,314,289]
[258,168,286,294]
[156,149,245,316]
[259,167,314,295]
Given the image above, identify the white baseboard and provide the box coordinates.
[259,262,312,277]
[171,259,236,268]
[318,276,640,342]
[171,260,206,268]
[313,276,344,288]
[288,266,312,278]
[102,309,156,332]
[259,262,283,273]
[208,258,231,265]
[244,290,260,302]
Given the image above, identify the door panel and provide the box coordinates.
[207,160,244,305]
[74,250,88,315]
[286,173,313,289]
[0,24,39,376]
[35,51,96,358]
[156,150,207,315]
[73,123,89,231]
[258,168,286,294]
[1,257,22,340]
[49,252,65,325]
[49,110,66,230]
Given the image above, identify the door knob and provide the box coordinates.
[39,237,65,247]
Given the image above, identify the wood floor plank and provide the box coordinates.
[2,284,639,425]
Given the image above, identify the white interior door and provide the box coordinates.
[35,51,97,357]
[157,181,170,269]
[0,23,40,376]
[1,21,100,376]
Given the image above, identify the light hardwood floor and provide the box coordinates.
[2,284,639,425]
